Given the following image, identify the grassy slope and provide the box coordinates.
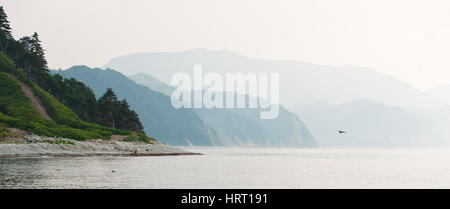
[0,53,153,142]
[0,73,42,121]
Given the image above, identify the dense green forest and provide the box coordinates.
[0,6,143,133]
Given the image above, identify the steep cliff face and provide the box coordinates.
[129,73,317,147]
[195,107,317,147]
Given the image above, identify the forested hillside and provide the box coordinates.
[0,6,144,133]
[0,6,150,142]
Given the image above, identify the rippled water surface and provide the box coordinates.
[2,148,450,188]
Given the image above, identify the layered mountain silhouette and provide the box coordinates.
[54,66,216,146]
[104,49,450,148]
[105,49,430,108]
[129,73,175,96]
[55,66,317,147]
[129,73,316,147]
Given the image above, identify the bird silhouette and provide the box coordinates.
[337,130,347,134]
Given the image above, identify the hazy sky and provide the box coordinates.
[3,0,450,90]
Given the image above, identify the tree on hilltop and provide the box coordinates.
[98,88,144,132]
[0,6,12,52]
[0,6,12,39]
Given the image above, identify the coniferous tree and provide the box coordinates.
[18,36,34,79]
[97,88,144,132]
[116,99,144,132]
[39,75,99,122]
[0,6,12,39]
[0,30,8,54]
[98,88,118,129]
[18,32,48,83]
[0,6,12,53]
[30,32,47,70]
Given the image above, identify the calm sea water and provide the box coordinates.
[1,147,450,189]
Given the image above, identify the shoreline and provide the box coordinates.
[0,130,202,158]
[0,152,203,158]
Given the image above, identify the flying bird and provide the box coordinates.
[337,130,347,134]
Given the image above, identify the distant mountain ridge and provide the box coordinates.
[129,73,175,96]
[105,49,431,108]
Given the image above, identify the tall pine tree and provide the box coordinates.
[30,32,47,70]
[98,88,119,129]
[0,6,12,52]
[0,6,12,38]
[18,32,48,83]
